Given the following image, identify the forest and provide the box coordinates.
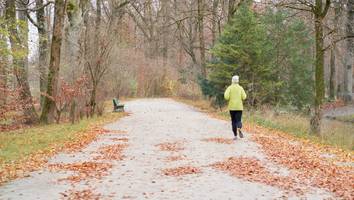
[0,0,353,136]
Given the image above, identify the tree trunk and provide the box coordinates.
[343,0,354,102]
[40,0,68,123]
[228,0,236,22]
[212,0,219,46]
[36,0,49,109]
[89,84,97,116]
[88,0,102,117]
[329,2,340,100]
[5,0,39,124]
[0,19,8,106]
[197,0,206,77]
[329,44,336,100]
[310,0,330,135]
[161,0,169,65]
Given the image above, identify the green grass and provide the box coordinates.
[0,112,125,165]
[175,97,354,151]
[244,110,354,150]
[334,114,354,123]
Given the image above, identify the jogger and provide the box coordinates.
[224,75,247,140]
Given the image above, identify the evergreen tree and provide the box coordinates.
[204,3,314,110]
[207,2,275,106]
[262,9,313,109]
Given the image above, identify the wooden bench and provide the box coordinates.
[113,98,124,112]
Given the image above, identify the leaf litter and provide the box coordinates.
[211,157,305,196]
[162,166,201,176]
[60,188,102,200]
[201,137,234,144]
[93,144,128,161]
[247,125,354,199]
[164,155,187,162]
[156,141,185,152]
[49,162,113,183]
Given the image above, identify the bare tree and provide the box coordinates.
[5,0,38,124]
[26,0,50,108]
[40,0,68,123]
[197,0,207,77]
[343,0,354,102]
[328,1,341,100]
[0,7,8,106]
[211,0,220,46]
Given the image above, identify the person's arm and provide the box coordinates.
[241,87,247,100]
[224,86,230,101]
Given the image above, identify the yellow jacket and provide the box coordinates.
[224,83,247,110]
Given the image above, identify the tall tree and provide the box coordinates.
[0,9,8,106]
[279,0,331,134]
[197,0,206,77]
[40,0,68,123]
[36,0,49,108]
[5,0,38,124]
[311,0,331,134]
[211,0,220,46]
[26,0,50,108]
[329,1,341,100]
[343,0,354,102]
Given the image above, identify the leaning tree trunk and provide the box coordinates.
[343,0,354,102]
[5,0,39,124]
[36,0,49,109]
[40,0,68,123]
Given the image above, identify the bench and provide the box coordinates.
[113,98,124,112]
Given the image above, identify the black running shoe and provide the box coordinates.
[239,129,244,138]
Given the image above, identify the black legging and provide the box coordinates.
[230,110,242,136]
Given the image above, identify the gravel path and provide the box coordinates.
[0,99,333,200]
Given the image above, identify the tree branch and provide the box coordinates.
[26,11,39,28]
[16,1,53,12]
[321,0,331,18]
[323,35,354,51]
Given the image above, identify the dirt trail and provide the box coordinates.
[0,99,334,199]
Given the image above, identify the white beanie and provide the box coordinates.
[232,75,239,83]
